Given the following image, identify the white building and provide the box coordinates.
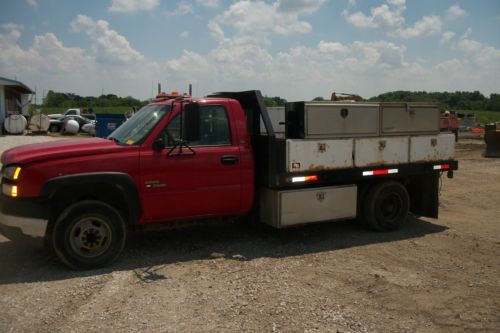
[0,76,34,134]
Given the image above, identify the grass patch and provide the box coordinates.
[457,110,500,125]
[40,107,131,115]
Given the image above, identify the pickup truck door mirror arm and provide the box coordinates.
[167,139,196,156]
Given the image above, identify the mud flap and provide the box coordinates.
[408,174,439,218]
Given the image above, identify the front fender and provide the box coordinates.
[40,172,142,224]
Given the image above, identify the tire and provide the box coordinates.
[52,200,127,269]
[49,124,59,133]
[363,181,409,232]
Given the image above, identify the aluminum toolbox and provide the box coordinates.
[286,138,353,172]
[286,102,379,139]
[381,103,440,135]
[354,137,409,167]
[409,134,455,162]
[259,185,357,228]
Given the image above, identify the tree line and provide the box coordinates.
[43,90,143,108]
[41,89,500,111]
[43,90,289,108]
[368,91,500,111]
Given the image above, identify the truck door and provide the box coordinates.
[139,104,242,222]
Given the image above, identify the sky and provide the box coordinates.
[0,0,499,102]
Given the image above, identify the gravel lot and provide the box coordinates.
[0,134,499,332]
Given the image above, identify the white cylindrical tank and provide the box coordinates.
[28,114,50,132]
[81,122,96,136]
[64,119,79,134]
[4,114,27,134]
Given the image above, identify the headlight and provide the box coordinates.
[3,166,22,180]
[2,184,18,197]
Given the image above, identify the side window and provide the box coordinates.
[164,115,181,147]
[163,105,231,147]
[198,105,231,146]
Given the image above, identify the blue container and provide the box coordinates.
[95,113,126,138]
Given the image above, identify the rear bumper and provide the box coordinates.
[0,195,48,240]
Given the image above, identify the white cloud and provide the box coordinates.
[446,4,467,21]
[344,0,442,39]
[387,0,406,7]
[0,21,160,100]
[343,2,406,29]
[196,0,220,8]
[461,27,472,39]
[165,24,500,101]
[26,0,38,8]
[440,31,455,44]
[70,15,143,65]
[2,5,499,105]
[209,0,324,45]
[276,0,327,15]
[0,23,26,47]
[434,30,500,90]
[456,28,481,52]
[395,15,442,38]
[108,0,159,13]
[2,23,24,31]
[166,1,193,16]
[0,27,92,83]
[208,21,227,42]
[318,41,347,54]
[165,39,412,99]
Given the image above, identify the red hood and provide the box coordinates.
[1,138,130,166]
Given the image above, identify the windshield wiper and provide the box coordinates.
[108,137,123,145]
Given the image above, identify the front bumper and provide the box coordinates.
[0,195,49,240]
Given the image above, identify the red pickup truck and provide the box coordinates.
[0,91,458,269]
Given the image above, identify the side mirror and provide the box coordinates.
[184,102,200,142]
[152,137,164,151]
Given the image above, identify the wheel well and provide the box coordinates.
[48,183,132,227]
[357,175,438,219]
[357,178,411,207]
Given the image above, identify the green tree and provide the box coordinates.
[263,96,287,107]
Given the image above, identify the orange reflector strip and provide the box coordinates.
[362,169,398,176]
[291,175,318,183]
[433,164,450,170]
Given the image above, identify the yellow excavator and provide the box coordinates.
[330,92,364,102]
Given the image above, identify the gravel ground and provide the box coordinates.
[0,134,499,333]
[0,134,61,153]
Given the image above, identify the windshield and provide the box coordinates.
[108,104,171,145]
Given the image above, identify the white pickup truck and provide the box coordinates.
[47,108,95,133]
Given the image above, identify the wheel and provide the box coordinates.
[363,181,409,232]
[49,124,59,132]
[51,200,127,269]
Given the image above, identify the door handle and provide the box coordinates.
[221,155,239,165]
